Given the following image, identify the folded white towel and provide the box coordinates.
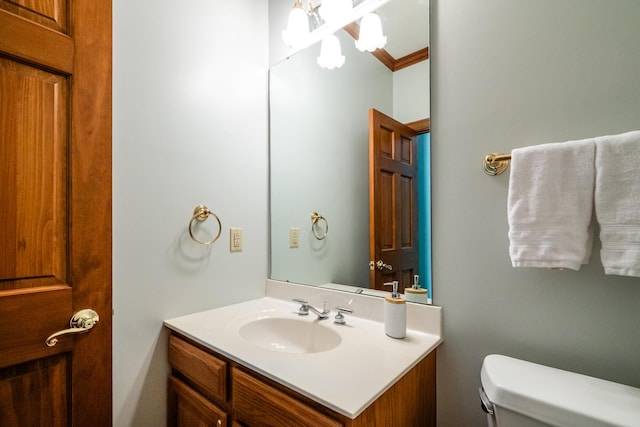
[508,139,596,270]
[595,130,640,277]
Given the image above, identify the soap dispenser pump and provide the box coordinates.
[404,274,428,303]
[383,281,406,339]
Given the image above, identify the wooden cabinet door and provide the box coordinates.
[232,368,342,427]
[169,376,228,427]
[369,108,419,291]
[169,335,228,404]
[0,1,112,425]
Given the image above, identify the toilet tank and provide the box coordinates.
[480,354,640,427]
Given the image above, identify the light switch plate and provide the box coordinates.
[230,228,242,252]
[289,228,299,248]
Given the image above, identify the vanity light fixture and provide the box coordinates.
[282,0,390,68]
[355,12,387,52]
[282,1,312,49]
[317,34,346,69]
[318,0,353,25]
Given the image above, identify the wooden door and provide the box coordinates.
[0,1,112,426]
[369,109,418,291]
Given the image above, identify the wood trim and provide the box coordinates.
[393,47,429,72]
[342,22,428,72]
[372,48,396,72]
[342,22,360,42]
[69,0,112,424]
[406,118,430,134]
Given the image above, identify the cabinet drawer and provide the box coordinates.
[232,367,342,427]
[169,376,227,427]
[169,335,227,404]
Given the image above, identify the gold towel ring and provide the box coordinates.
[311,212,328,240]
[189,205,222,245]
[483,152,511,176]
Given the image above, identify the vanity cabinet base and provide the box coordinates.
[349,351,436,427]
[167,331,436,427]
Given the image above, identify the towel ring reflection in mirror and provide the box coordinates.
[189,205,222,245]
[311,212,329,240]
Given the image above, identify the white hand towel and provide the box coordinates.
[595,130,640,277]
[508,139,595,270]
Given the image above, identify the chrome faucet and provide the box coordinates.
[293,298,330,320]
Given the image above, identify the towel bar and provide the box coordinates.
[483,152,511,176]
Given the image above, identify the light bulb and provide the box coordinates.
[282,1,310,49]
[317,34,345,69]
[355,12,387,52]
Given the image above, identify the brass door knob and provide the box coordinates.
[45,309,99,347]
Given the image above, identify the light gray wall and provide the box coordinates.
[393,60,430,123]
[431,1,640,425]
[113,1,268,425]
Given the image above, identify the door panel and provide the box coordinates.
[0,286,72,368]
[0,0,67,32]
[0,0,112,424]
[0,354,69,427]
[0,9,73,73]
[0,58,68,285]
[369,109,419,291]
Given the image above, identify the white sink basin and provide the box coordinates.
[238,317,342,354]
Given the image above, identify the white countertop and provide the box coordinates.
[164,280,443,418]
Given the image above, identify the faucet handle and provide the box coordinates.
[334,306,353,325]
[293,298,309,316]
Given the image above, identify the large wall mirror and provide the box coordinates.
[269,0,431,303]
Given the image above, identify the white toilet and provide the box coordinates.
[479,354,640,427]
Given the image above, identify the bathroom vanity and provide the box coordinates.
[164,280,442,426]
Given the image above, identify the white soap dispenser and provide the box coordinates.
[404,274,428,304]
[383,281,406,339]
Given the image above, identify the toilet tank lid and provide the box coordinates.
[481,354,640,427]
